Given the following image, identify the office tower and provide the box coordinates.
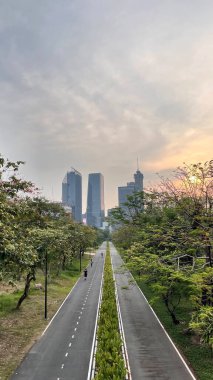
[62,168,82,222]
[86,173,105,228]
[118,168,144,208]
[134,169,144,191]
[118,182,135,208]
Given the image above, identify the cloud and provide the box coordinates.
[0,0,213,210]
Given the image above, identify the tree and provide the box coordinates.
[112,161,213,332]
[0,154,99,309]
[190,306,213,353]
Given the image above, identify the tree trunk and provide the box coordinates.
[62,255,66,271]
[206,245,212,267]
[163,296,180,325]
[16,271,36,309]
[201,288,208,306]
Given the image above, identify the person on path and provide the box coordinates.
[101,252,103,258]
[90,258,93,267]
[84,268,88,280]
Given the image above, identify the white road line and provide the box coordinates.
[77,321,79,325]
[135,277,197,380]
[79,316,81,319]
[42,277,81,336]
[42,247,101,337]
[74,327,77,331]
[111,253,132,380]
[61,364,64,369]
[65,352,68,357]
[72,335,75,339]
[87,269,105,380]
[112,245,197,380]
[69,343,72,347]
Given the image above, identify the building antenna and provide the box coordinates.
[137,156,139,171]
[51,185,54,201]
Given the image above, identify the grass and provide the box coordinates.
[135,276,213,380]
[0,254,91,380]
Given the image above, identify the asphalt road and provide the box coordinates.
[10,243,106,380]
[110,242,197,380]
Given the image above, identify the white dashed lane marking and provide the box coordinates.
[57,274,96,380]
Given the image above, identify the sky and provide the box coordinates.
[0,0,213,212]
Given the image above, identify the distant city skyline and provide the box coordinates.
[62,166,144,220]
[1,1,212,212]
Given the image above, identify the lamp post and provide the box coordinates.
[44,247,48,319]
[80,248,82,272]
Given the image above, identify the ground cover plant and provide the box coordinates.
[94,246,126,380]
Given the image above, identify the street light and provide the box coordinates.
[79,248,82,272]
[79,248,84,272]
[44,247,48,319]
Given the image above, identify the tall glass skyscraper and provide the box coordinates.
[86,173,105,228]
[62,168,82,222]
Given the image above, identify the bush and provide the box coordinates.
[94,247,126,379]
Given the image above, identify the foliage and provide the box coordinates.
[94,246,126,380]
[0,154,98,308]
[111,161,213,356]
[190,306,213,352]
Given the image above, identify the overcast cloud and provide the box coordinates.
[1,0,213,211]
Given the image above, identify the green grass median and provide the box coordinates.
[94,246,126,380]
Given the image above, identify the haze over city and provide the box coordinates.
[1,0,213,211]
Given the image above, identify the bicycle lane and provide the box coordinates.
[110,242,197,380]
[10,243,106,380]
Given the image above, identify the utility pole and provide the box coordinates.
[80,248,82,272]
[45,248,48,319]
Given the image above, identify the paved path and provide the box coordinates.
[10,243,106,380]
[110,242,196,380]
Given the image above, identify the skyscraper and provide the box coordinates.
[62,168,82,222]
[86,173,105,228]
[134,169,144,191]
[118,182,135,208]
[118,169,144,209]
